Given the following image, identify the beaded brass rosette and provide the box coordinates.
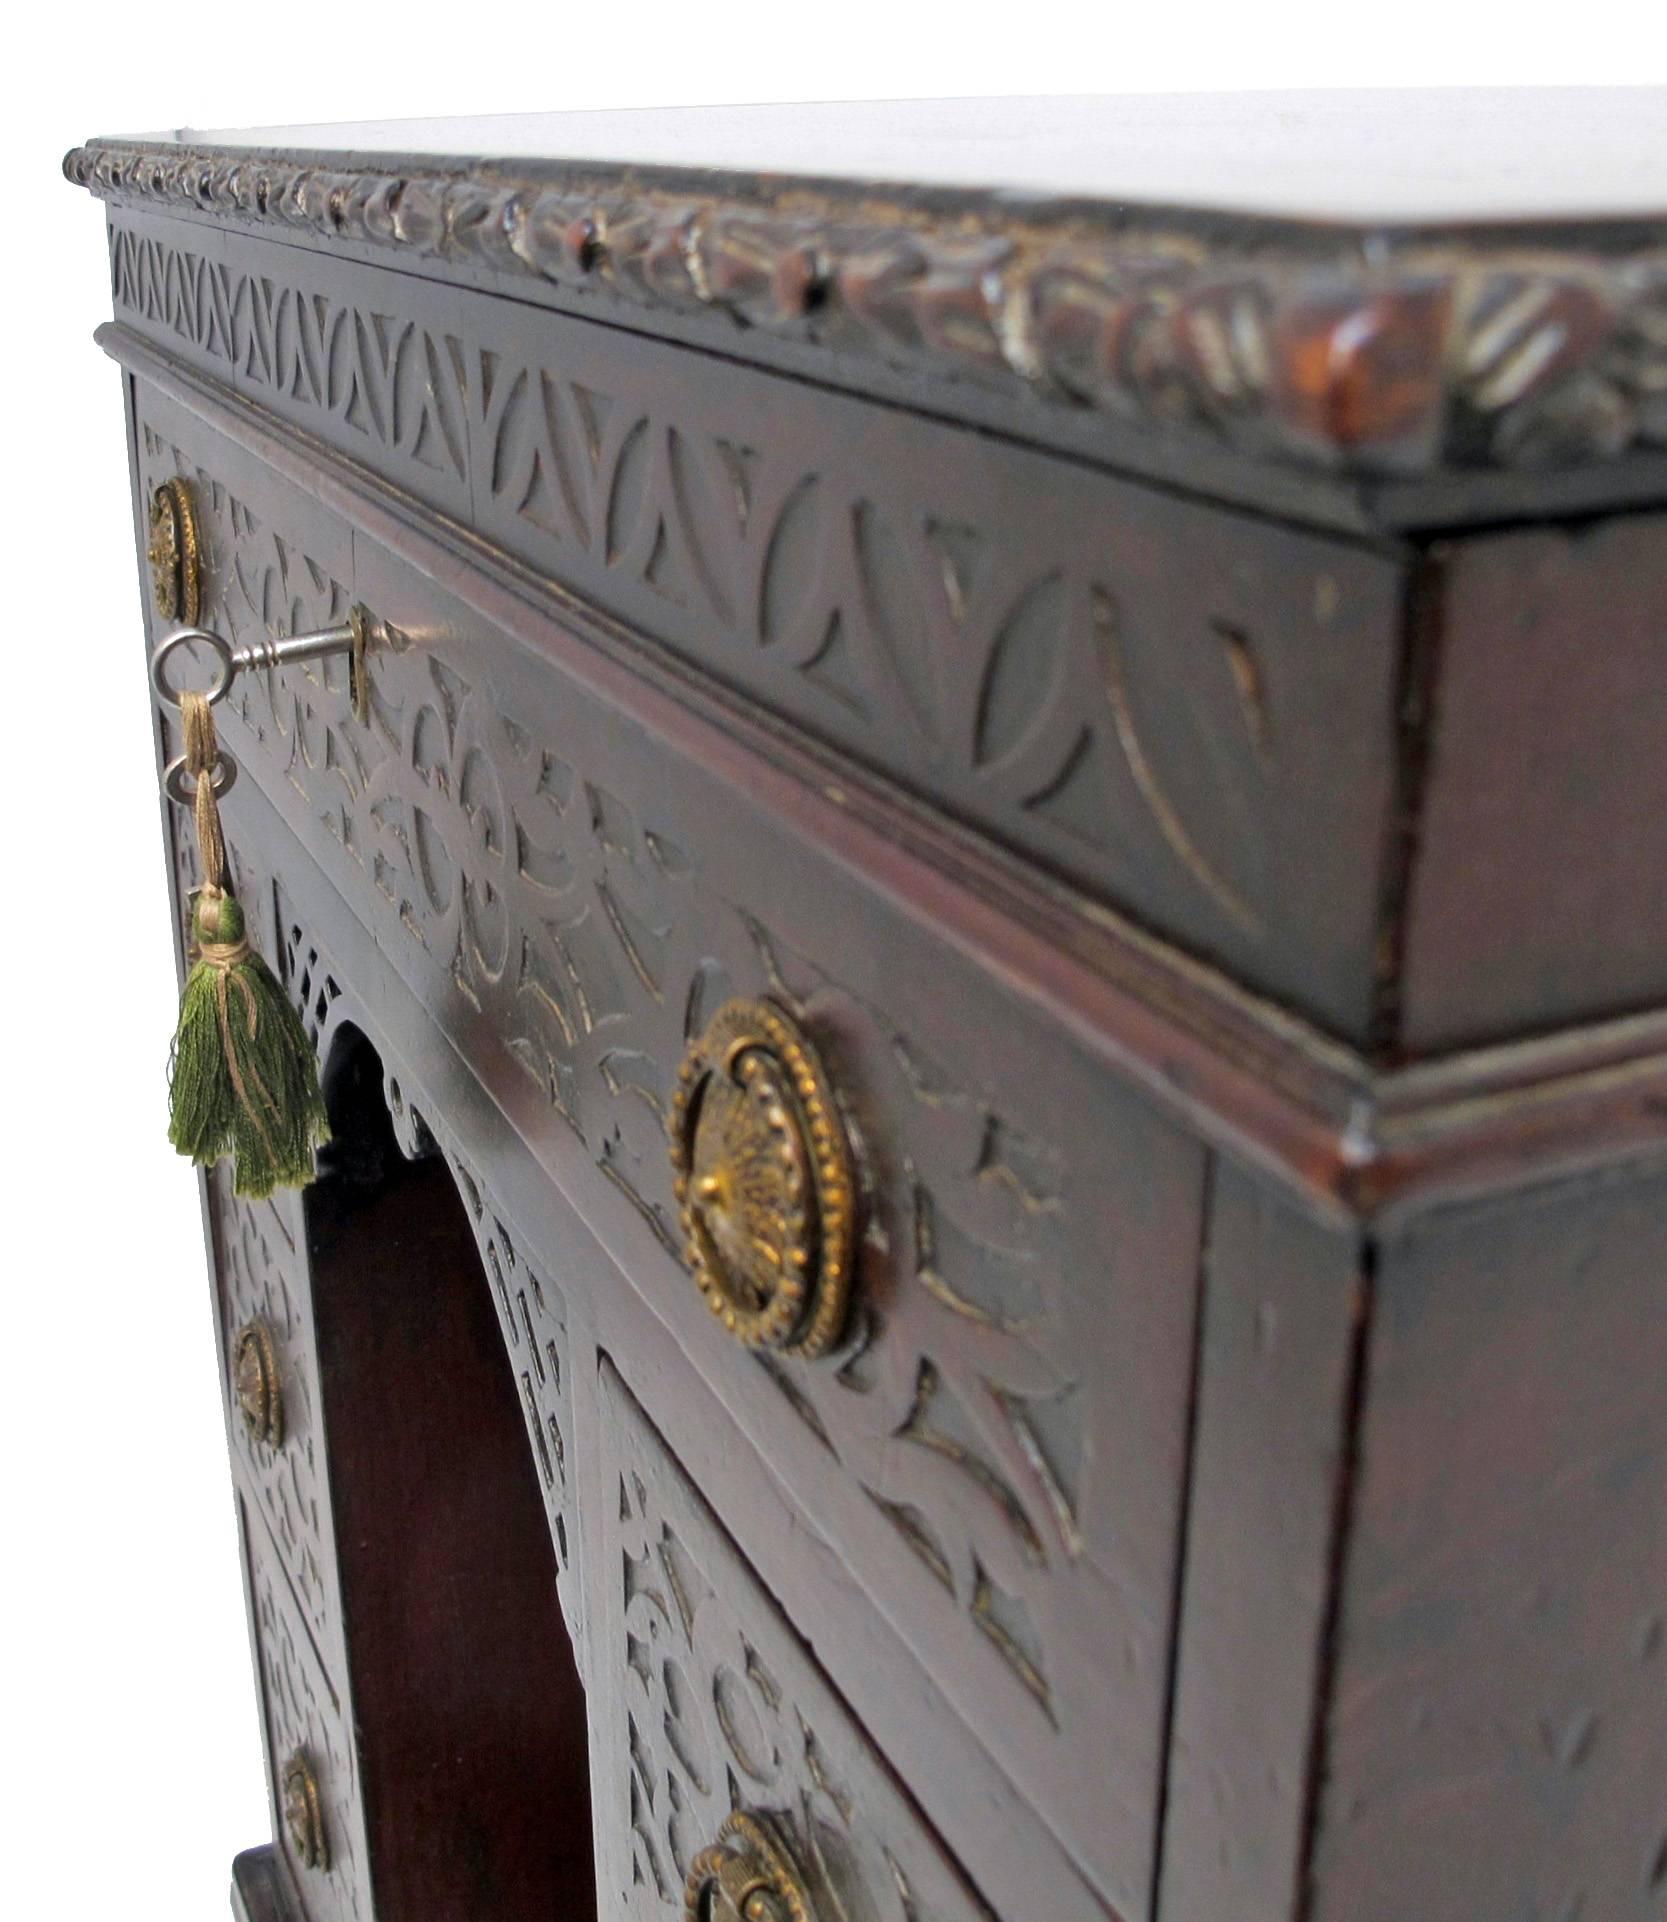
[232,1319,283,1447]
[683,1810,814,1922]
[147,475,202,624]
[281,1752,329,1871]
[670,998,857,1358]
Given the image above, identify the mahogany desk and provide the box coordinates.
[65,91,1667,1922]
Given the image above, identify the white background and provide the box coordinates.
[5,11,1666,1917]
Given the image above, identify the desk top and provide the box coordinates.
[64,91,1667,529]
[121,90,1666,225]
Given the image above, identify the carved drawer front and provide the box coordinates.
[597,1360,1000,1922]
[212,1171,345,1678]
[242,1498,373,1922]
[135,377,1209,1917]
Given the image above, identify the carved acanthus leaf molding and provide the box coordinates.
[67,137,1667,478]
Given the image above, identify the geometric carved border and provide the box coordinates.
[123,266,1406,1045]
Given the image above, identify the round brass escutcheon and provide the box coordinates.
[233,1320,283,1448]
[683,1810,814,1922]
[281,1751,329,1872]
[147,476,202,626]
[670,998,857,1358]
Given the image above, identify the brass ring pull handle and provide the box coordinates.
[148,477,203,626]
[281,1751,329,1872]
[684,1811,814,1922]
[233,1319,283,1448]
[670,999,857,1358]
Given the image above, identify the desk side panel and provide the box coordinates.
[1309,1159,1667,1922]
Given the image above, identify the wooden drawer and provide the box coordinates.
[242,1498,373,1922]
[213,1174,342,1676]
[595,1359,1000,1922]
[135,367,1205,1915]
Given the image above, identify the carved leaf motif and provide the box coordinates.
[972,571,1071,773]
[401,329,468,477]
[1091,584,1271,933]
[854,501,939,748]
[758,475,829,653]
[665,427,746,624]
[482,363,593,544]
[604,415,654,569]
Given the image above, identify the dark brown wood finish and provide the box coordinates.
[1309,1159,1667,1922]
[131,365,1206,1915]
[211,1172,345,1675]
[64,106,1667,533]
[233,784,1116,1922]
[1398,511,1667,1052]
[593,1361,1000,1922]
[68,102,1667,1922]
[231,1846,299,1922]
[242,1497,375,1920]
[1154,1165,1367,1922]
[110,317,1667,1220]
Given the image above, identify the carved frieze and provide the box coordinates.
[127,241,1405,1042]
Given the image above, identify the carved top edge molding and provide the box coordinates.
[66,137,1667,483]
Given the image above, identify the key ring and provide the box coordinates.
[162,750,238,804]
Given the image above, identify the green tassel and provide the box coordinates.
[168,891,330,1198]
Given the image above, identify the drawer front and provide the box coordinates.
[596,1359,999,1922]
[213,1173,340,1669]
[243,1499,374,1922]
[135,376,1207,1914]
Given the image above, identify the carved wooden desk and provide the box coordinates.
[65,94,1667,1922]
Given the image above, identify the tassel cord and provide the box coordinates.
[182,688,280,1162]
[168,689,329,1196]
